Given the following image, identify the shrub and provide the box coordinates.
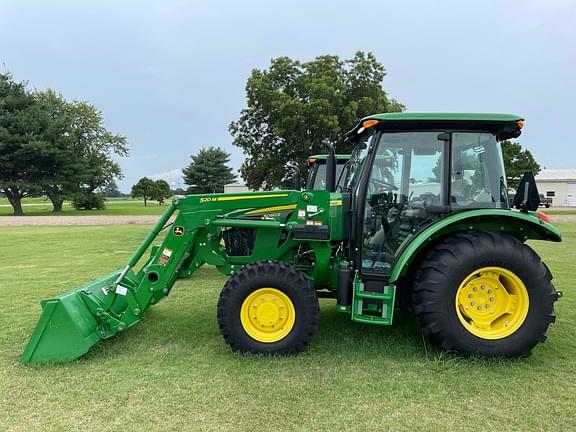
[71,192,106,210]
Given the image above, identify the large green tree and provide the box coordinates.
[35,91,128,211]
[0,75,128,215]
[183,147,237,194]
[0,73,52,215]
[34,90,81,212]
[62,99,128,209]
[501,140,541,189]
[230,51,404,189]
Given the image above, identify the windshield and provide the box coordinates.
[311,162,348,190]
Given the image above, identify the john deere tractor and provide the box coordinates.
[21,113,561,364]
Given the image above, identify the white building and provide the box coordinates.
[224,183,252,193]
[535,169,576,207]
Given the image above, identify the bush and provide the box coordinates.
[71,193,106,210]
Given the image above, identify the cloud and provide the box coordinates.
[149,168,184,188]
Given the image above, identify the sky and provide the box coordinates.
[1,0,575,192]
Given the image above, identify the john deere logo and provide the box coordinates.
[173,226,184,236]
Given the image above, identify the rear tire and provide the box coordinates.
[413,231,558,358]
[217,261,319,355]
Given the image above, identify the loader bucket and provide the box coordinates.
[20,271,122,364]
[21,203,178,365]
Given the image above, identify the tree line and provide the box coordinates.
[0,73,127,215]
[4,52,541,213]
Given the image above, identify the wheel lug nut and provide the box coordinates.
[481,286,485,290]
[471,302,475,306]
[485,304,489,309]
[473,287,478,292]
[468,294,473,299]
[477,306,482,311]
[488,289,492,294]
[490,297,494,302]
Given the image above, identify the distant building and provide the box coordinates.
[224,183,252,194]
[535,169,576,207]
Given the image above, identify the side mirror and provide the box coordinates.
[323,138,337,193]
[514,172,540,212]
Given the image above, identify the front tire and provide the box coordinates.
[217,261,319,355]
[413,232,558,358]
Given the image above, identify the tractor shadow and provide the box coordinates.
[312,299,434,361]
[75,294,439,365]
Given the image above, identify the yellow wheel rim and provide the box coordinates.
[240,288,296,343]
[455,266,529,339]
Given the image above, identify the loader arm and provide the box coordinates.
[21,190,344,364]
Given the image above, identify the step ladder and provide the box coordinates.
[351,273,396,325]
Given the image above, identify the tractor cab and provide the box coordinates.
[306,154,350,190]
[343,113,523,276]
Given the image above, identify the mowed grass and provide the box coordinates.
[0,197,169,216]
[1,224,575,431]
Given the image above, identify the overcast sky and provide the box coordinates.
[1,0,575,191]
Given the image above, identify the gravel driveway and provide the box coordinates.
[1,214,574,226]
[0,215,165,226]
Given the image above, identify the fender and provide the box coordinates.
[389,209,561,283]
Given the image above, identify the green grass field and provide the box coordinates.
[0,197,169,216]
[1,224,575,431]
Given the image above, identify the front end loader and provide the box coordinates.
[21,112,562,364]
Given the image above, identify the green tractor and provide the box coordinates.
[21,112,561,364]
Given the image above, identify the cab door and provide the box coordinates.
[356,131,445,278]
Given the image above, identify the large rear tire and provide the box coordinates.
[413,231,558,358]
[217,261,319,355]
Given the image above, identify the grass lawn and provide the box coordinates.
[0,197,168,216]
[1,224,575,431]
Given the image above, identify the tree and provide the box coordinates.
[33,90,128,211]
[230,51,404,189]
[183,147,237,194]
[34,90,81,212]
[501,141,541,189]
[131,177,157,206]
[0,74,128,214]
[62,100,128,208]
[0,73,51,215]
[151,179,171,205]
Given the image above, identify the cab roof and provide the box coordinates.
[363,112,523,122]
[346,112,524,142]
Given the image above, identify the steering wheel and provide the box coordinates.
[371,178,398,191]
